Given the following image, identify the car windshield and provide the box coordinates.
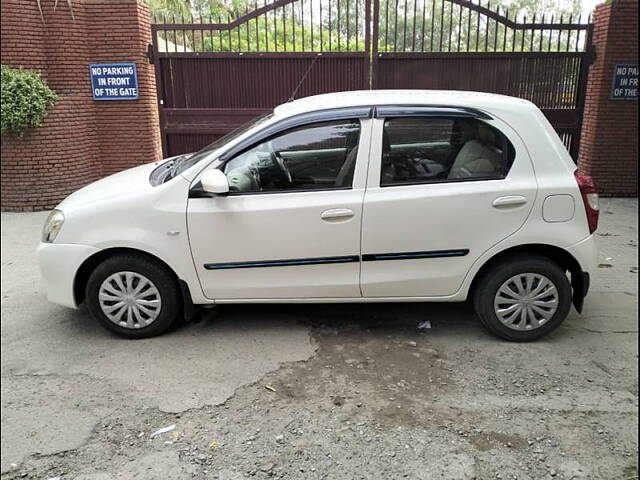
[170,113,274,178]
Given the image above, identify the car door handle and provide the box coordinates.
[492,195,527,208]
[321,208,354,220]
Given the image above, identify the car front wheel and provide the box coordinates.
[86,254,180,339]
[473,255,573,342]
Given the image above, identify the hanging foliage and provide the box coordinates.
[1,65,59,136]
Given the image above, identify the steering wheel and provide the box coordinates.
[271,151,292,185]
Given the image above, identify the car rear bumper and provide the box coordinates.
[565,234,598,277]
[565,235,597,312]
[37,243,99,309]
[581,271,590,297]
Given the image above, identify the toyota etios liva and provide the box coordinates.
[38,90,599,341]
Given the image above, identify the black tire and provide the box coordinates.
[473,254,572,342]
[85,254,181,339]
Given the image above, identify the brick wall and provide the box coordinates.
[0,0,161,211]
[87,0,161,176]
[578,0,638,197]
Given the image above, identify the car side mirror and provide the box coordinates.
[201,169,229,195]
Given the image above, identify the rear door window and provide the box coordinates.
[380,117,515,186]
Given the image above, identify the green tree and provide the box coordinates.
[147,0,586,53]
[377,0,584,52]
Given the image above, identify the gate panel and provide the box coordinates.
[376,53,581,108]
[152,0,370,157]
[151,0,592,159]
[157,53,368,155]
[163,108,271,156]
[372,0,593,159]
[159,55,368,109]
[375,52,587,156]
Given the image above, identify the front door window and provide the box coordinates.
[223,120,361,193]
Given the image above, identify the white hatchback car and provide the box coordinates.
[37,90,599,341]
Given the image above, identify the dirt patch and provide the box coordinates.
[265,315,454,430]
[467,431,527,451]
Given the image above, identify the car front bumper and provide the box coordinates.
[37,242,99,309]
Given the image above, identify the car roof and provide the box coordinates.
[273,89,536,119]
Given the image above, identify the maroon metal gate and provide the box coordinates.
[371,0,594,159]
[151,0,371,157]
[150,0,593,158]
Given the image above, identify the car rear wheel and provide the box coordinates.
[86,254,180,339]
[473,255,572,342]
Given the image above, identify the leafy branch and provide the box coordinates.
[36,0,75,23]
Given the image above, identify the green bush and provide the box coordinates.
[1,65,58,136]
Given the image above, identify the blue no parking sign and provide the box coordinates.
[90,63,139,101]
[611,64,638,100]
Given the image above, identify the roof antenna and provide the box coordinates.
[288,56,319,102]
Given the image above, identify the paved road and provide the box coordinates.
[1,198,637,479]
[1,213,315,471]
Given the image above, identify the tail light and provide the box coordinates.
[575,171,599,233]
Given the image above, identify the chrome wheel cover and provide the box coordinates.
[493,273,559,331]
[98,272,161,329]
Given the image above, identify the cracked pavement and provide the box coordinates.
[1,198,637,479]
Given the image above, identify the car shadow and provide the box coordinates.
[191,300,583,344]
[193,301,484,338]
[65,298,579,344]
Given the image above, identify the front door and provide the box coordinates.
[361,113,537,298]
[187,118,372,300]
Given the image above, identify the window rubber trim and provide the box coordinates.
[373,105,493,120]
[379,175,506,188]
[218,106,373,163]
[188,184,353,198]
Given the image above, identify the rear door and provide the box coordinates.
[360,109,537,298]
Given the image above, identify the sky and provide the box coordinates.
[581,0,600,15]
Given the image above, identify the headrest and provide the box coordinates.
[458,120,477,143]
[477,124,496,146]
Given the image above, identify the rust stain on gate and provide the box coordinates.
[150,0,593,159]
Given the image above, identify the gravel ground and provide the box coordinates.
[1,198,637,480]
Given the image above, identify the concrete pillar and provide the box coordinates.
[1,0,161,211]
